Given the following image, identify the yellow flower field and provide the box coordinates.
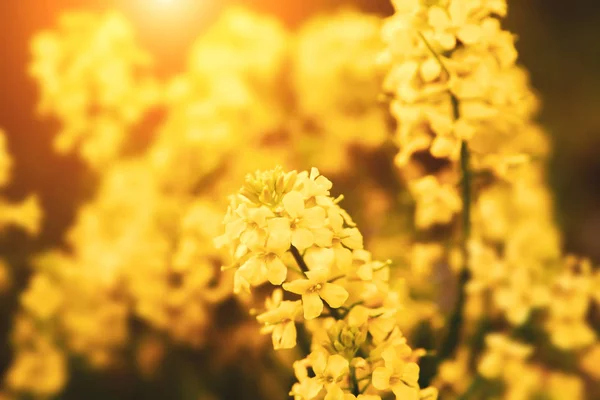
[0,1,598,399]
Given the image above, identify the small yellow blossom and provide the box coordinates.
[283,269,349,320]
[477,334,532,380]
[372,345,421,399]
[308,350,350,400]
[409,175,462,229]
[257,290,303,350]
[20,274,63,320]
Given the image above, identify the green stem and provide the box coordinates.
[418,31,451,78]
[350,366,360,396]
[438,140,471,362]
[296,324,312,357]
[417,30,472,370]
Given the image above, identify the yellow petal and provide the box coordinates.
[356,264,373,281]
[225,218,246,238]
[438,32,457,51]
[371,367,392,390]
[394,61,419,83]
[292,228,315,252]
[402,363,420,386]
[302,292,324,320]
[305,268,329,283]
[233,270,251,294]
[315,175,332,191]
[241,228,265,252]
[266,255,287,285]
[341,228,363,249]
[266,218,291,252]
[273,321,296,350]
[302,206,327,229]
[369,317,397,342]
[428,7,450,29]
[334,247,353,270]
[326,354,349,378]
[348,305,370,326]
[248,206,274,226]
[320,283,348,309]
[311,349,328,375]
[420,58,442,83]
[283,191,305,218]
[453,119,476,141]
[431,136,458,159]
[392,383,419,400]
[313,228,334,247]
[324,384,345,400]
[449,0,468,25]
[457,25,481,45]
[283,279,313,295]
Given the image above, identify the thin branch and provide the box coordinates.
[438,140,471,361]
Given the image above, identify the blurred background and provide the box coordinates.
[0,0,599,398]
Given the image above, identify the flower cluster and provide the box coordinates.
[382,0,544,172]
[4,2,598,399]
[383,1,600,398]
[4,8,399,399]
[216,166,437,399]
[290,11,390,173]
[29,12,161,167]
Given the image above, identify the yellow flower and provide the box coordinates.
[477,334,532,380]
[493,268,550,326]
[283,269,349,320]
[5,337,67,396]
[409,175,462,229]
[328,207,364,270]
[256,292,302,350]
[21,274,63,320]
[348,305,396,344]
[226,203,274,254]
[311,351,350,399]
[546,372,584,400]
[281,190,331,251]
[298,168,334,199]
[236,251,288,290]
[29,11,160,167]
[372,345,421,400]
[428,2,482,51]
[290,351,350,400]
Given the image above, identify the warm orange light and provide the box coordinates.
[154,0,177,6]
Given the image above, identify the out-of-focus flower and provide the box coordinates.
[29,12,161,167]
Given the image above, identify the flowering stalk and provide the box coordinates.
[383,1,600,398]
[216,166,438,400]
[414,28,472,369]
[438,141,471,359]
